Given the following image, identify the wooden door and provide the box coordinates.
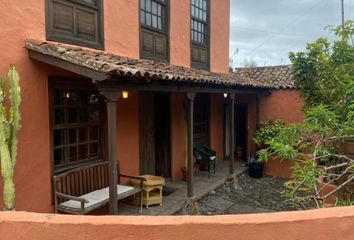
[194,93,210,146]
[235,105,248,161]
[155,93,171,178]
[139,92,155,175]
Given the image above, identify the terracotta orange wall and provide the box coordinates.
[0,0,53,212]
[259,90,304,124]
[117,91,140,176]
[171,93,186,181]
[170,0,191,68]
[210,0,230,73]
[210,94,225,161]
[2,207,354,240]
[104,0,140,59]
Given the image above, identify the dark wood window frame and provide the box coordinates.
[45,0,104,50]
[49,79,105,174]
[139,0,170,62]
[191,0,210,70]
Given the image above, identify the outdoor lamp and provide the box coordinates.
[223,93,228,98]
[122,91,129,99]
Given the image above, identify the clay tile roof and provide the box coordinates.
[25,39,272,89]
[233,65,295,89]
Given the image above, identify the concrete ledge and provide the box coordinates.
[1,207,354,240]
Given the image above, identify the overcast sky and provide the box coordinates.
[230,0,354,68]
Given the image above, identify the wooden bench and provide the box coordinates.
[53,161,145,215]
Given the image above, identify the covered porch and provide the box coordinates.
[118,160,247,215]
[26,39,268,215]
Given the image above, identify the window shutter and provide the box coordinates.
[155,34,166,56]
[200,48,208,64]
[192,44,209,70]
[52,1,75,34]
[76,9,98,41]
[46,0,103,49]
[141,29,167,61]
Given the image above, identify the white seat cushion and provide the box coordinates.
[60,185,136,210]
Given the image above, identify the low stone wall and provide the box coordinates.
[1,207,354,240]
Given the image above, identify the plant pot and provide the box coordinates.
[181,167,188,182]
[264,158,295,178]
[317,177,338,207]
[248,162,263,178]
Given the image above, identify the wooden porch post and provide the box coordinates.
[99,89,121,215]
[229,93,235,175]
[186,92,196,198]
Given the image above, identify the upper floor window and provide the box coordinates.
[46,0,104,49]
[191,0,209,70]
[140,0,169,62]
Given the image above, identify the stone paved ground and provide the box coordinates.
[195,174,299,215]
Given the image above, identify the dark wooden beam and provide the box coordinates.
[256,94,260,130]
[96,79,267,95]
[186,92,196,198]
[28,50,109,81]
[229,93,235,175]
[99,89,122,215]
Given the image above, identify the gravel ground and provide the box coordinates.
[195,174,299,215]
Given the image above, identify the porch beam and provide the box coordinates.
[186,92,196,198]
[256,94,260,130]
[99,89,122,215]
[95,80,266,95]
[229,93,236,175]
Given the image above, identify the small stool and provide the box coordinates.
[131,175,165,208]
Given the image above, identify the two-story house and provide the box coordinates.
[0,0,303,214]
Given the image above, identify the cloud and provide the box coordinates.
[230,0,354,67]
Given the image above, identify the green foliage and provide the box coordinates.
[0,65,21,210]
[241,58,258,68]
[253,119,285,147]
[284,159,322,207]
[335,199,354,207]
[283,21,354,208]
[289,20,354,114]
[255,121,302,163]
[255,21,354,208]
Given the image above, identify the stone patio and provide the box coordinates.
[118,160,248,215]
[195,174,300,215]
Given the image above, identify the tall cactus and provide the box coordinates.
[0,65,21,210]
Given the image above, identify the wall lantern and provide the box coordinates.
[122,91,129,99]
[223,93,228,98]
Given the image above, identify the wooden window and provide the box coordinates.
[140,0,169,61]
[46,0,104,49]
[191,0,209,69]
[52,88,103,173]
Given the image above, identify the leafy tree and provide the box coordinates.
[241,58,258,68]
[289,20,354,115]
[255,21,354,208]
